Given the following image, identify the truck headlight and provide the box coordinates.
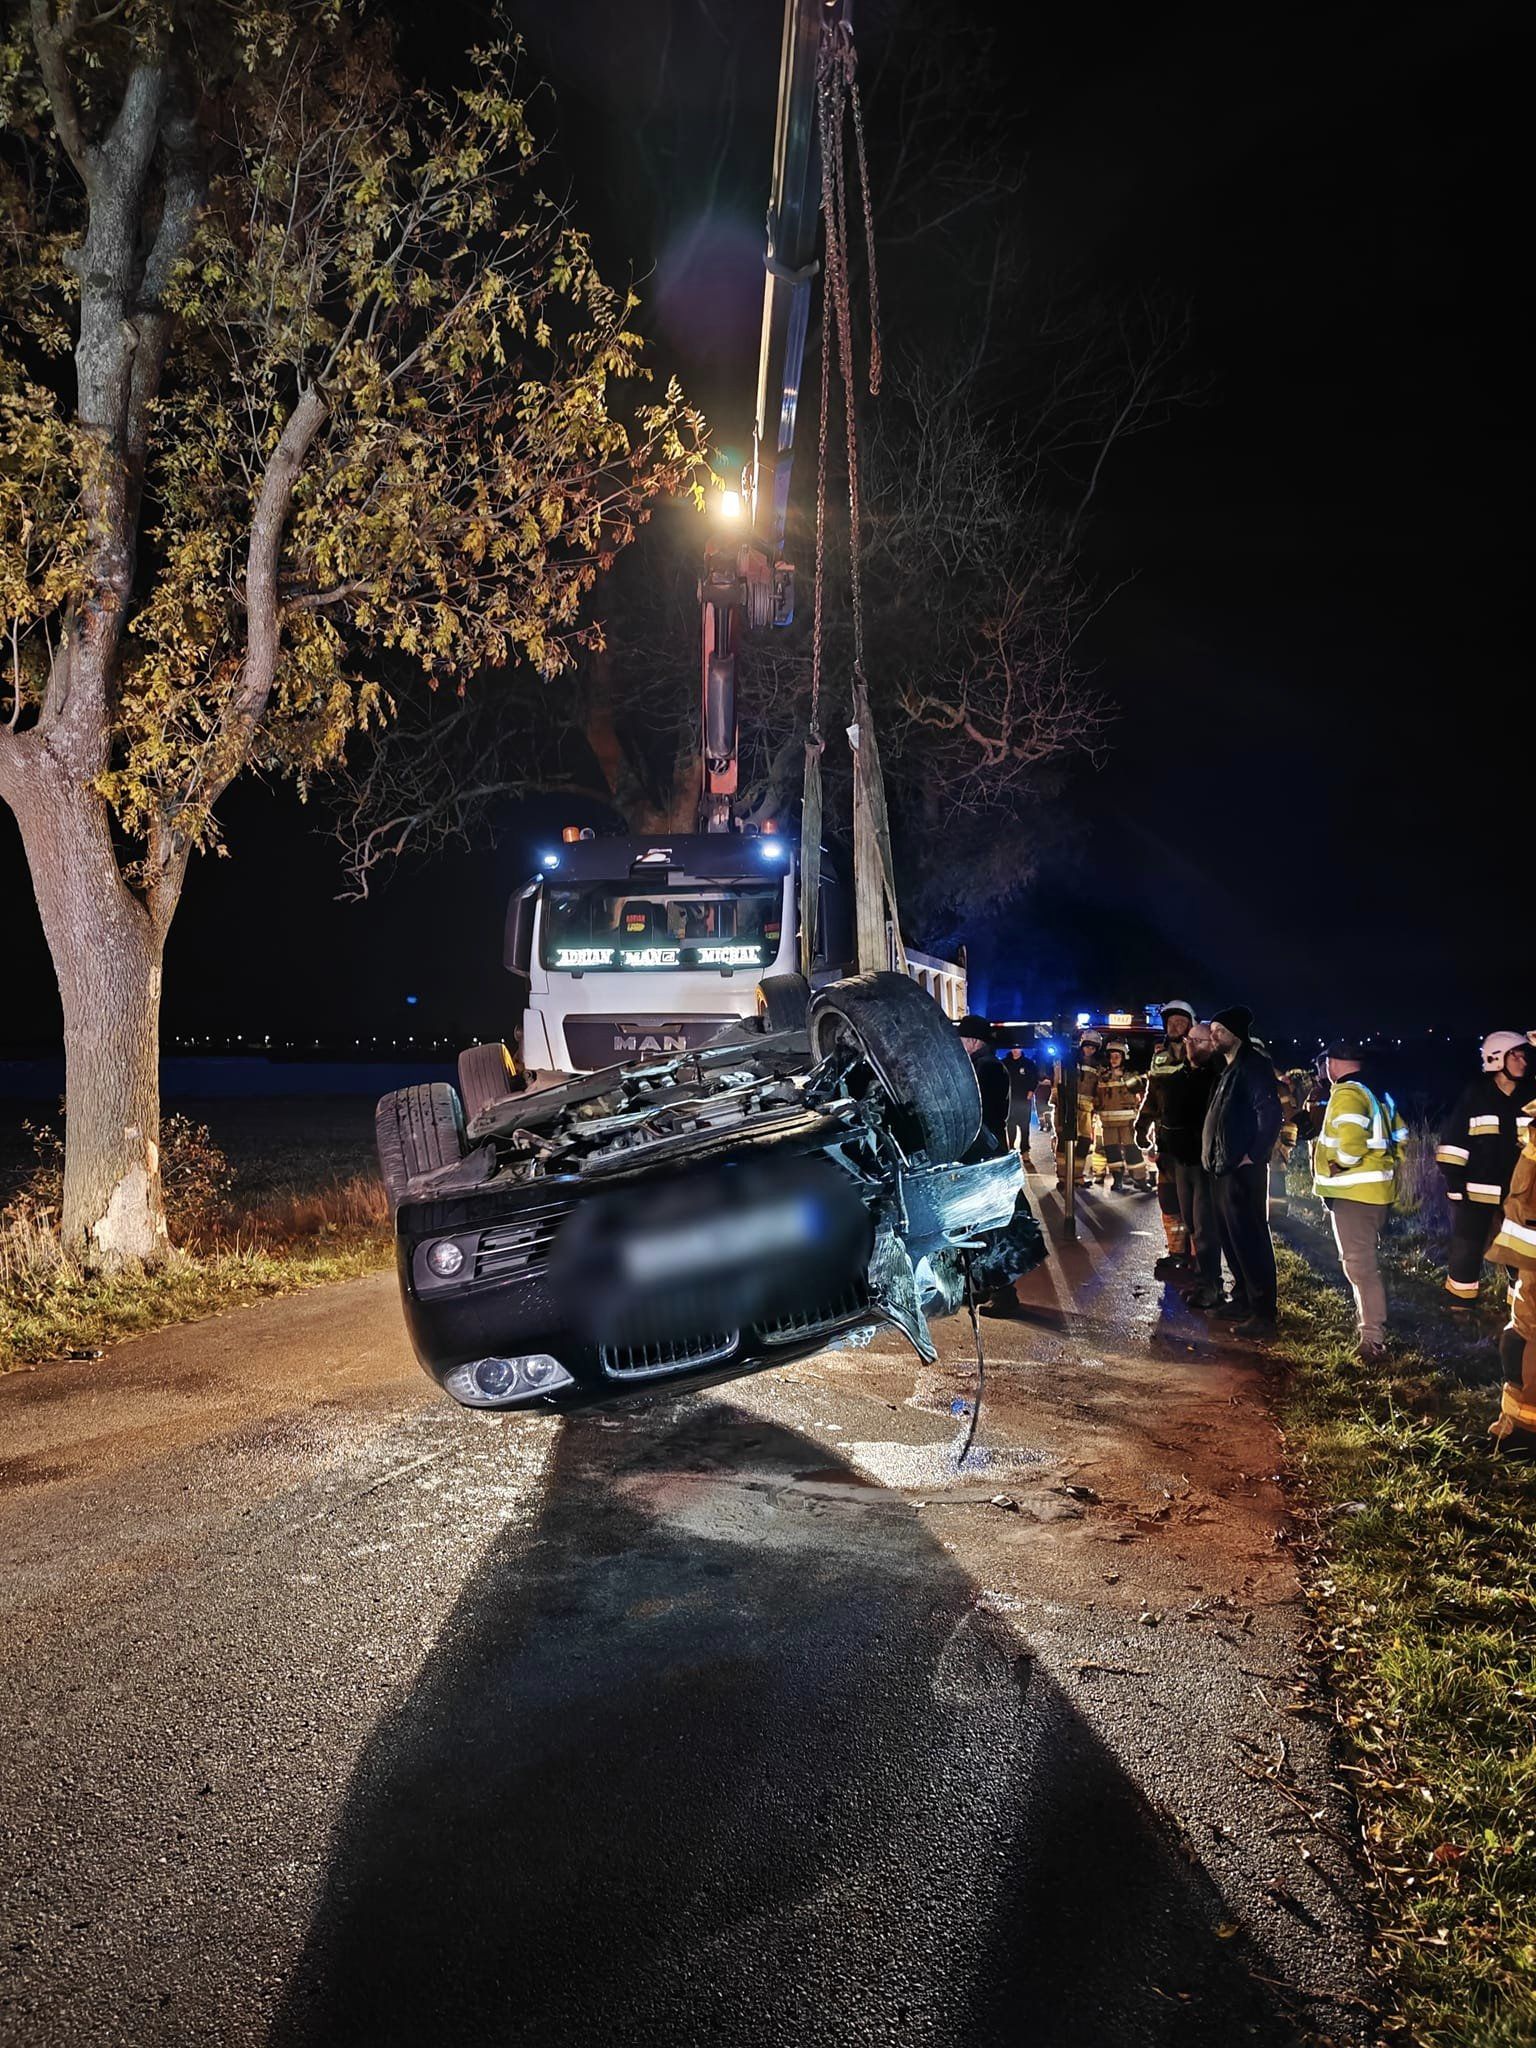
[426,1238,466,1278]
[443,1354,575,1408]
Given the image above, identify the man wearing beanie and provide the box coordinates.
[958,1015,1012,1150]
[1202,1005,1284,1336]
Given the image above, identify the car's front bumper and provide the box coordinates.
[392,1148,1024,1415]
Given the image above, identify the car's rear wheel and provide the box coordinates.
[457,1040,520,1124]
[808,971,980,1162]
[376,1082,465,1206]
[755,972,811,1033]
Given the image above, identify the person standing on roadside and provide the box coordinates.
[1057,1030,1102,1190]
[1435,1032,1532,1306]
[1006,1047,1039,1154]
[1137,999,1197,1271]
[1095,1041,1148,1191]
[1313,1039,1408,1363]
[1488,1053,1536,1456]
[958,1016,1011,1150]
[1202,1005,1283,1337]
[1156,1019,1224,1302]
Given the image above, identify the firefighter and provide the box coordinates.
[1270,1068,1302,1218]
[1056,1030,1102,1189]
[1489,1070,1536,1455]
[1096,1040,1148,1191]
[1136,1000,1195,1270]
[1436,1032,1532,1305]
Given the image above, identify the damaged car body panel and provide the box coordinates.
[379,975,1037,1415]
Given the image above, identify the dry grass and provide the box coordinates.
[243,1171,390,1241]
[0,1110,393,1372]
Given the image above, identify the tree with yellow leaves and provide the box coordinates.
[0,1,705,1265]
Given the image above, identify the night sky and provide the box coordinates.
[2,0,1525,1057]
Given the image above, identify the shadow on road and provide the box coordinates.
[272,1399,1299,2047]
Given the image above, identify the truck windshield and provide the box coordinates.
[541,882,785,972]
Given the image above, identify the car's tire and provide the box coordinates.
[376,1082,465,1206]
[808,971,980,1162]
[457,1040,520,1123]
[756,972,812,1034]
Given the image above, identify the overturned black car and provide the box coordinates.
[376,973,1041,1415]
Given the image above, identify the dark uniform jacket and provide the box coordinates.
[1007,1059,1038,1127]
[1436,1077,1533,1207]
[1136,1044,1185,1152]
[971,1049,1012,1147]
[1202,1044,1283,1177]
[1144,1056,1218,1164]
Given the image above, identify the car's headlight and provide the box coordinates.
[443,1354,575,1408]
[425,1238,466,1278]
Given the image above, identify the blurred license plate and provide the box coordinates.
[621,1194,821,1285]
[549,1157,871,1345]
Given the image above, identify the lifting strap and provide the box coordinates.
[801,13,904,979]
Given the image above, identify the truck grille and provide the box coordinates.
[599,1329,739,1380]
[757,1282,870,1346]
[474,1200,572,1283]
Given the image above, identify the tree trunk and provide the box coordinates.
[9,753,170,1267]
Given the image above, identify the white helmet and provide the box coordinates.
[1161,999,1195,1022]
[1481,1030,1525,1072]
[1079,1029,1104,1049]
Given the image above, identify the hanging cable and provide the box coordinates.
[960,1253,986,1468]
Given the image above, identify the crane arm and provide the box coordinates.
[700,0,848,832]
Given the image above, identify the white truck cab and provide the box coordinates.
[506,830,965,1074]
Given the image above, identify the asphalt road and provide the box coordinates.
[0,1136,1372,2046]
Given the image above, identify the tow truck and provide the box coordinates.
[373,0,1037,1417]
[499,0,964,1089]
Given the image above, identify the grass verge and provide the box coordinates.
[1,1102,392,1373]
[1275,1191,1536,2047]
[0,1230,392,1371]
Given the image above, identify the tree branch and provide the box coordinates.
[206,385,328,803]
[29,0,95,186]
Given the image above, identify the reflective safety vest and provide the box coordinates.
[1313,1077,1407,1205]
[1491,1099,1536,1270]
[1435,1075,1531,1207]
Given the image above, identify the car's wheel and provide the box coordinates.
[808,971,980,1162]
[457,1040,519,1123]
[756,972,811,1034]
[376,1082,465,1206]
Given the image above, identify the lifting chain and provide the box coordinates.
[805,15,903,975]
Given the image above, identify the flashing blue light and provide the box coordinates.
[405,994,419,1007]
[1075,1012,1091,1029]
[1044,1042,1059,1058]
[759,839,790,861]
[541,852,560,869]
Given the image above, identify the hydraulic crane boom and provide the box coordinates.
[699,0,848,832]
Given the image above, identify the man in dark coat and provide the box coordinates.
[958,1016,1012,1149]
[1005,1049,1039,1153]
[957,1016,1047,1316]
[1201,1004,1283,1336]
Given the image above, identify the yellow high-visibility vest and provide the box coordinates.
[1313,1078,1407,1205]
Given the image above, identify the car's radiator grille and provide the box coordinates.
[757,1282,871,1347]
[474,1202,572,1283]
[599,1329,739,1380]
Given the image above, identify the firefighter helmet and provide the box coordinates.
[1105,1039,1130,1058]
[1079,1029,1104,1049]
[1160,999,1195,1023]
[1482,1030,1527,1072]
